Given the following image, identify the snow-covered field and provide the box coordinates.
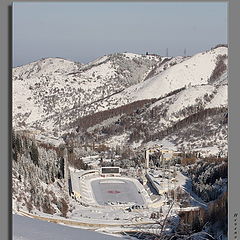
[13,214,128,240]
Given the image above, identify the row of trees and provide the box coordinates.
[72,98,155,131]
[12,131,69,216]
[177,190,227,238]
[209,54,227,83]
[146,107,227,143]
[183,157,227,202]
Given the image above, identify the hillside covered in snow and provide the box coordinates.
[13,53,161,132]
[12,44,228,163]
[13,214,127,240]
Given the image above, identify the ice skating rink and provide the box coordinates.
[91,178,145,206]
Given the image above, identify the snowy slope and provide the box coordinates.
[119,47,227,101]
[206,84,227,108]
[100,47,227,113]
[13,214,127,240]
[144,56,188,81]
[79,53,228,157]
[13,53,161,132]
[13,47,227,134]
[150,80,227,124]
[13,57,83,79]
[166,85,215,115]
[86,79,228,156]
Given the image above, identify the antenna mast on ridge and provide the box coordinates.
[184,48,187,57]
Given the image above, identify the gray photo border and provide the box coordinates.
[228,1,240,240]
[0,1,239,240]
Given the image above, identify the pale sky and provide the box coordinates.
[13,2,227,67]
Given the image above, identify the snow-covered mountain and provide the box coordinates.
[13,46,228,155]
[66,46,228,156]
[107,46,227,103]
[12,46,228,240]
[13,53,161,132]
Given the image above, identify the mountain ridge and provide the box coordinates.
[13,46,228,157]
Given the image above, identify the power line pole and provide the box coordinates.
[166,48,169,57]
[184,48,187,57]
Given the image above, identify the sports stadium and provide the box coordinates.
[69,167,152,208]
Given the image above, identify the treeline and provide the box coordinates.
[71,98,156,131]
[209,54,227,83]
[12,131,65,184]
[162,86,186,99]
[211,44,228,50]
[66,146,88,170]
[104,102,226,145]
[145,107,228,143]
[177,190,227,237]
[67,103,227,149]
[65,85,188,145]
[143,57,169,80]
[12,131,69,216]
[182,156,228,202]
[176,155,228,238]
[207,191,228,234]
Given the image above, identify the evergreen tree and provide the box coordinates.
[30,141,39,166]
